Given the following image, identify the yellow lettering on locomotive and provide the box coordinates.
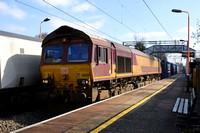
[82,73,90,77]
[77,72,81,79]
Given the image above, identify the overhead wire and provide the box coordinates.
[116,0,123,24]
[77,0,121,35]
[42,0,122,42]
[142,0,173,40]
[85,0,144,38]
[116,0,147,32]
[15,0,173,42]
[15,0,123,42]
[15,0,82,28]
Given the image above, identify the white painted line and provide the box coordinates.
[178,98,184,113]
[172,98,180,112]
[183,99,188,114]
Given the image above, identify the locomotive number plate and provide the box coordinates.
[61,68,68,74]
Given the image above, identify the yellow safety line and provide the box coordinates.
[90,76,179,133]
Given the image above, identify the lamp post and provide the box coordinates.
[172,9,190,92]
[40,18,50,39]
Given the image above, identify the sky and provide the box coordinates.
[1,0,200,64]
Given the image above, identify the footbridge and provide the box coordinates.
[123,40,196,55]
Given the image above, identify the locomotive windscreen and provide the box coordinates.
[42,43,90,64]
[67,43,89,62]
[43,45,63,63]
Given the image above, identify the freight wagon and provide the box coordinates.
[161,60,177,79]
[0,30,42,89]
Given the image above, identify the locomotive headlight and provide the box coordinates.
[82,80,86,84]
[43,79,48,84]
[77,79,89,85]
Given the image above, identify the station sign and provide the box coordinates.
[182,52,194,57]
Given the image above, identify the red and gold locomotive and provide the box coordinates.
[40,25,161,103]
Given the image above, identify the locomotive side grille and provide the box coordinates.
[117,56,132,73]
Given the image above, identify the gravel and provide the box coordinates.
[0,109,53,133]
[0,119,24,133]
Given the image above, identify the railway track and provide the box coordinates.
[0,99,93,133]
[0,106,53,133]
[0,88,91,133]
[0,79,159,133]
[0,86,52,133]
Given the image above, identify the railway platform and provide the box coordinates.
[12,73,196,133]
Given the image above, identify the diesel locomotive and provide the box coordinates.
[40,26,162,103]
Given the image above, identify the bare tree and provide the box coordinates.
[35,33,48,39]
[192,19,200,43]
[134,35,145,42]
[133,35,146,52]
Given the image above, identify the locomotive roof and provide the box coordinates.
[42,25,92,47]
[87,32,157,60]
[131,48,157,60]
[43,25,158,60]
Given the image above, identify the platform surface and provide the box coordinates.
[13,74,187,133]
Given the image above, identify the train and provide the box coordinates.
[161,60,177,79]
[40,25,162,103]
[0,30,42,90]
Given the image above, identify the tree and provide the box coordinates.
[35,33,48,39]
[134,42,146,52]
[192,19,200,43]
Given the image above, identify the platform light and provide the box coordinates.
[172,9,190,92]
[40,18,50,39]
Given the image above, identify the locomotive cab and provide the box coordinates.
[40,26,93,102]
